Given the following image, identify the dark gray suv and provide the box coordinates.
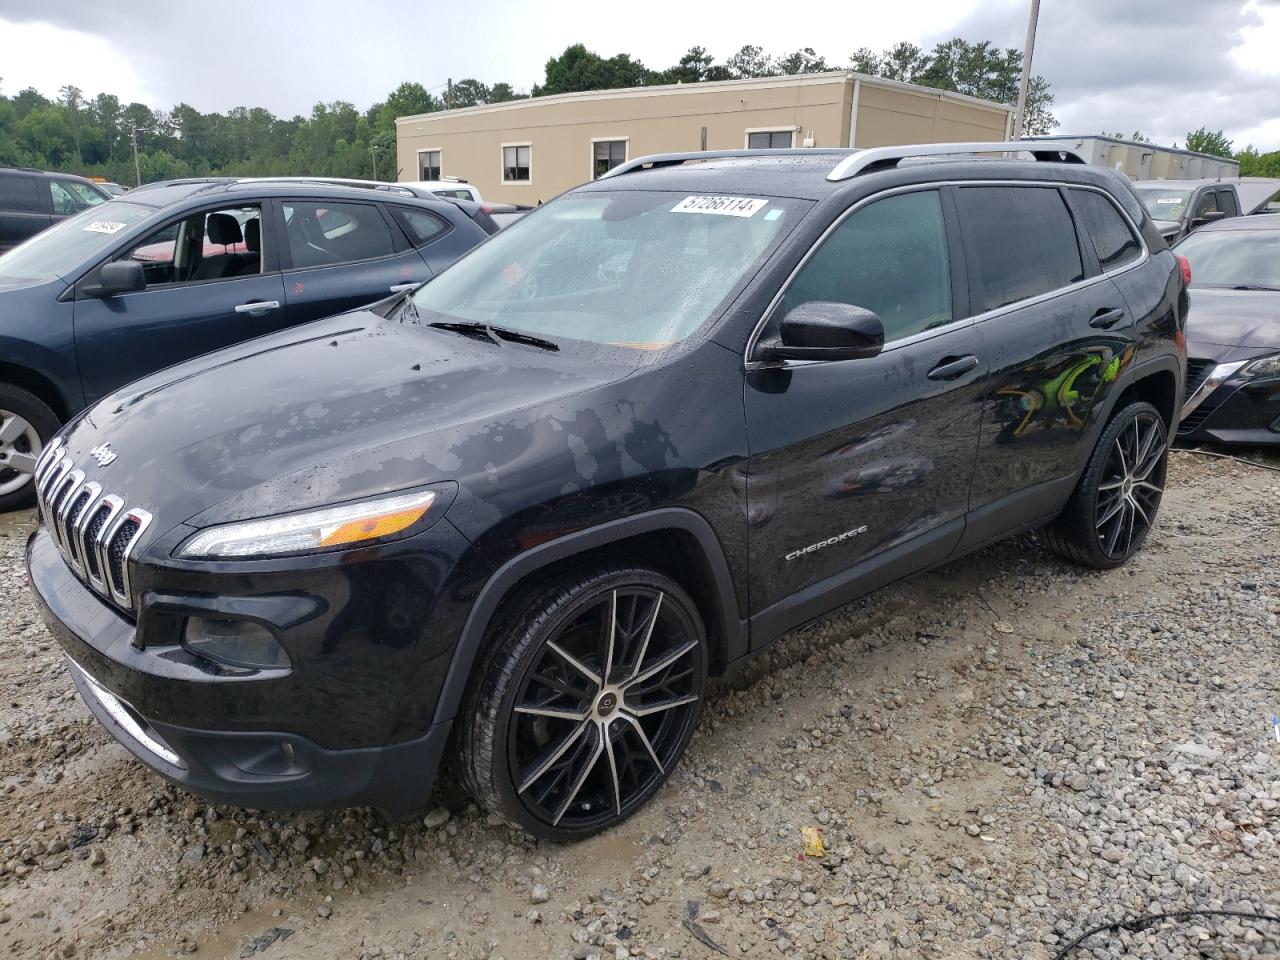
[0,166,110,253]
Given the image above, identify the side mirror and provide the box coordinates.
[1191,210,1228,228]
[95,260,146,296]
[758,301,885,362]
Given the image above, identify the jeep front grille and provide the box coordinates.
[33,438,152,614]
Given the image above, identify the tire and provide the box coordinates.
[1043,400,1168,569]
[0,383,60,512]
[457,563,707,842]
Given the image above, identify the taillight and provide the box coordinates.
[1177,255,1191,286]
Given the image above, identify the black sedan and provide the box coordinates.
[1175,215,1280,445]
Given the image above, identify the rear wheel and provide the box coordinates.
[0,384,59,512]
[1043,400,1168,569]
[458,564,706,842]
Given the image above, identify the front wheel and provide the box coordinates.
[458,565,706,842]
[1043,400,1168,569]
[0,384,60,512]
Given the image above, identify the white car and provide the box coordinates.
[395,179,483,203]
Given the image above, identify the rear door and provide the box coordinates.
[0,174,52,252]
[956,183,1137,548]
[744,188,986,636]
[72,201,287,402]
[276,198,431,324]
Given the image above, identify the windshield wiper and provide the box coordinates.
[428,320,559,352]
[1230,284,1280,292]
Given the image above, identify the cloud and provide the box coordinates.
[930,0,1280,148]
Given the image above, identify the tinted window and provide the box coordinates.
[393,207,448,245]
[0,175,43,212]
[747,131,794,149]
[957,186,1084,313]
[782,190,952,342]
[1194,190,1220,217]
[1217,189,1239,217]
[283,201,396,268]
[1069,189,1140,271]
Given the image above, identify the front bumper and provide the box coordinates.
[1179,366,1280,445]
[26,523,481,812]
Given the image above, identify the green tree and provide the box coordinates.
[535,44,652,95]
[777,48,830,75]
[1185,127,1233,158]
[1236,146,1280,178]
[486,82,527,103]
[443,78,490,109]
[724,45,776,79]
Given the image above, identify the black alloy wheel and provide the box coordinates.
[1043,400,1168,569]
[1094,408,1166,560]
[459,566,706,841]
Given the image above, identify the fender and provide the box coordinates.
[430,507,747,725]
[1074,351,1183,476]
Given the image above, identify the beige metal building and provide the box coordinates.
[395,71,1014,205]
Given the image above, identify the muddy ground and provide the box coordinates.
[1,448,1278,959]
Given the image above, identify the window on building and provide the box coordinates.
[747,130,795,149]
[418,150,441,181]
[593,140,627,179]
[1069,189,1141,272]
[781,190,952,343]
[955,186,1085,313]
[503,144,531,183]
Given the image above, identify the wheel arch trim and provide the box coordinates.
[431,507,747,726]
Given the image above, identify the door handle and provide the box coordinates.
[927,355,980,381]
[1089,307,1126,329]
[234,300,281,317]
[389,282,420,293]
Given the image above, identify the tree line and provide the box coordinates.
[1,37,1268,187]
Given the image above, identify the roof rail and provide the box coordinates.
[599,148,854,180]
[827,141,1086,181]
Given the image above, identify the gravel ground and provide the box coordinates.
[1,447,1279,960]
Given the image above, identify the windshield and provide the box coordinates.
[1133,188,1192,223]
[410,190,808,351]
[0,201,155,282]
[1176,229,1280,289]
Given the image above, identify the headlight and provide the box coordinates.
[178,489,437,559]
[1243,354,1280,378]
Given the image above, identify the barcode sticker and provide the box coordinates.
[671,196,768,218]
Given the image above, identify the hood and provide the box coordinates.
[55,311,633,535]
[0,274,63,296]
[1185,287,1280,353]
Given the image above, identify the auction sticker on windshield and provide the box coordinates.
[83,221,128,234]
[671,196,768,217]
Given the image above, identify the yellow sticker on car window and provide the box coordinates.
[671,196,768,218]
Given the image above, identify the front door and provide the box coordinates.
[72,201,288,402]
[744,189,986,639]
[276,198,431,325]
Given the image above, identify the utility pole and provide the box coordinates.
[130,123,142,187]
[1012,0,1041,140]
[370,145,378,181]
[446,77,453,109]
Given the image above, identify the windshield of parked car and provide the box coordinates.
[1175,229,1280,289]
[0,201,155,282]
[1133,188,1193,223]
[410,190,808,351]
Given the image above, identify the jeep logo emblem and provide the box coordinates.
[89,443,118,468]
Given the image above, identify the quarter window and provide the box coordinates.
[418,150,442,181]
[593,140,627,179]
[956,186,1084,313]
[392,207,448,246]
[747,130,795,149]
[502,144,531,183]
[0,175,42,212]
[282,201,396,268]
[1068,189,1141,272]
[781,190,952,343]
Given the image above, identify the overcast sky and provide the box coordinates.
[1,0,1277,150]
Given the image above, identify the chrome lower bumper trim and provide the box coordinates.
[68,658,184,768]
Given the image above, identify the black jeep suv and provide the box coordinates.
[27,143,1186,841]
